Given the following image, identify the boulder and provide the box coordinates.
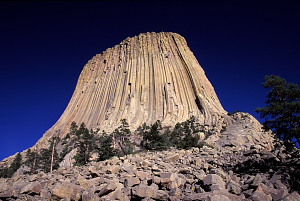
[105,165,121,174]
[20,182,42,195]
[133,183,168,200]
[136,171,149,180]
[124,177,140,187]
[203,174,225,190]
[210,194,232,201]
[251,189,272,201]
[251,174,263,187]
[82,189,99,201]
[88,166,101,177]
[166,154,180,162]
[227,180,242,195]
[99,181,123,197]
[281,192,300,201]
[101,187,129,201]
[159,173,177,183]
[52,182,82,201]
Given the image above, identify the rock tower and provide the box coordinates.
[36,32,228,148]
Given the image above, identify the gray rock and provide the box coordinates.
[166,154,180,162]
[251,189,272,201]
[124,177,140,187]
[281,192,300,201]
[226,180,242,195]
[252,174,262,187]
[52,182,82,201]
[210,194,232,201]
[20,182,42,195]
[133,183,168,200]
[203,174,225,190]
[136,171,149,180]
[159,172,177,183]
[99,182,123,197]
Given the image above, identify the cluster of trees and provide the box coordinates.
[0,136,61,178]
[0,116,210,178]
[138,116,205,151]
[64,119,134,166]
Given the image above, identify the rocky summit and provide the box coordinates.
[1,32,299,200]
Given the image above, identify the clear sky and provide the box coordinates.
[0,1,299,161]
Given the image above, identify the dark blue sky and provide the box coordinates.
[1,1,299,161]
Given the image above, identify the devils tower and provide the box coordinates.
[2,32,299,201]
[36,32,228,148]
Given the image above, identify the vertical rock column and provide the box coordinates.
[37,32,228,147]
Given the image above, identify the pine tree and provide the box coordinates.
[38,137,60,173]
[73,123,96,166]
[256,75,300,148]
[24,148,37,173]
[97,131,115,161]
[113,119,133,155]
[7,152,22,177]
[60,122,79,162]
[140,120,171,151]
[40,148,51,173]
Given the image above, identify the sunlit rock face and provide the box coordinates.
[35,32,229,148]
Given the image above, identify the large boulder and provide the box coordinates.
[203,174,226,190]
[132,183,168,200]
[52,182,83,201]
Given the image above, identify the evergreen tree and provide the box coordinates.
[39,137,60,173]
[97,131,115,161]
[7,152,22,177]
[140,120,171,150]
[24,149,34,167]
[70,121,78,135]
[169,117,200,149]
[256,75,300,148]
[24,148,39,173]
[73,123,96,166]
[113,119,133,155]
[60,122,79,161]
[40,148,51,173]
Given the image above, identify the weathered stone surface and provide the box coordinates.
[0,178,8,192]
[252,173,263,187]
[210,194,232,201]
[251,189,272,201]
[99,181,123,197]
[136,171,149,180]
[281,192,300,201]
[20,182,42,195]
[124,177,140,187]
[160,172,177,183]
[133,183,168,200]
[227,180,242,195]
[203,174,225,190]
[52,182,82,201]
[166,154,180,162]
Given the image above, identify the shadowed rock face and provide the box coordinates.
[37,32,228,146]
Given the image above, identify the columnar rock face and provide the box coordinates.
[39,32,228,145]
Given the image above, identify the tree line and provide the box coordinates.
[0,116,209,178]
